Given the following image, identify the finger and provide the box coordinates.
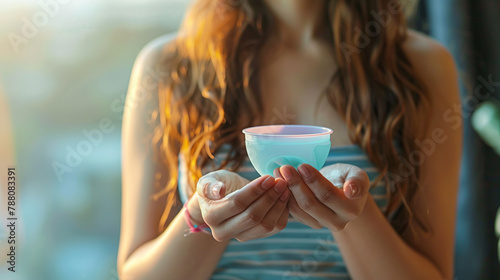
[297,163,362,221]
[197,173,226,200]
[237,203,290,242]
[235,183,290,241]
[201,175,276,224]
[301,163,370,222]
[319,164,370,200]
[275,167,322,229]
[342,166,370,200]
[197,170,251,200]
[281,166,336,229]
[216,179,286,239]
[276,204,290,231]
[255,202,290,240]
[273,167,283,179]
[288,191,323,229]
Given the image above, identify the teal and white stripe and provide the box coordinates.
[178,144,389,280]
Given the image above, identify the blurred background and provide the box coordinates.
[0,1,191,279]
[0,0,499,280]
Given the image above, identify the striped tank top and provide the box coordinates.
[178,144,390,280]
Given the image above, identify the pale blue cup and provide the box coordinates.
[242,125,333,176]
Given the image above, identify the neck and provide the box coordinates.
[263,0,329,45]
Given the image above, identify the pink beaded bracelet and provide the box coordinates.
[183,200,211,237]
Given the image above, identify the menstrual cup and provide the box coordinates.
[242,125,333,176]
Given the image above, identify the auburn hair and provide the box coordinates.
[152,0,430,236]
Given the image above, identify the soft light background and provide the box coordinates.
[0,1,190,279]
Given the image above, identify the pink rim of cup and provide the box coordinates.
[242,125,333,143]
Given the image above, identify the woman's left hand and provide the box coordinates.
[274,163,370,231]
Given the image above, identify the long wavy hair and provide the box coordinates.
[152,0,430,235]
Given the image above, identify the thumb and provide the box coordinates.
[320,163,370,200]
[197,173,226,200]
[342,168,370,200]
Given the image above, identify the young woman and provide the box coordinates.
[117,0,462,279]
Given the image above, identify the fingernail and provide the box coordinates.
[212,183,223,198]
[262,176,275,189]
[348,183,358,198]
[273,168,281,178]
[274,179,286,193]
[280,189,290,201]
[281,166,293,181]
[298,164,310,179]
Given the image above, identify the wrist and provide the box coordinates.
[186,194,204,224]
[332,195,375,236]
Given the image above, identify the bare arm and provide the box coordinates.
[331,32,462,280]
[117,35,229,280]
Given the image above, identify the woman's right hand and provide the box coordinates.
[194,170,290,242]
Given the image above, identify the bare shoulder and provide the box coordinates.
[402,29,460,110]
[124,33,177,121]
[403,29,455,69]
[122,32,179,180]
[133,33,177,69]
